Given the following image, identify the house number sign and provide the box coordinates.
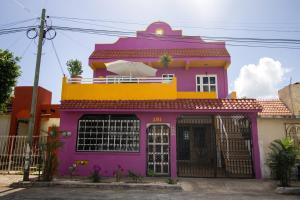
[152,116,162,122]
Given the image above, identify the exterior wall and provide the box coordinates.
[90,22,230,99]
[40,118,60,136]
[94,67,228,98]
[279,83,300,116]
[0,114,11,136]
[58,111,178,177]
[9,87,52,136]
[58,110,261,178]
[257,117,300,178]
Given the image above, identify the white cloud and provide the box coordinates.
[234,57,286,98]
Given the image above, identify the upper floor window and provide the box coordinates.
[196,75,217,92]
[162,74,174,80]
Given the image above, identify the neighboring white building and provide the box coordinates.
[258,82,300,179]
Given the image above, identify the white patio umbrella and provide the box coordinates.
[105,60,157,77]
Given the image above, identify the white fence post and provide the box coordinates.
[0,135,47,174]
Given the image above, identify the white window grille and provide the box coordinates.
[147,125,170,175]
[196,75,217,92]
[77,115,140,152]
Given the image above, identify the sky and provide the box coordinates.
[0,0,300,103]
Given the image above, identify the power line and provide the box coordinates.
[20,39,34,57]
[58,30,91,50]
[0,18,37,28]
[50,40,65,75]
[54,17,134,32]
[51,26,300,43]
[51,26,300,49]
[5,19,40,50]
[0,26,37,35]
[50,16,300,33]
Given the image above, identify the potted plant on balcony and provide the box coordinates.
[160,53,173,68]
[66,59,83,83]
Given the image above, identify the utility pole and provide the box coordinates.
[23,8,46,181]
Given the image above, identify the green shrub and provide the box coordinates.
[89,165,101,183]
[166,178,178,184]
[267,137,300,186]
[147,169,154,177]
[128,170,143,183]
[66,59,83,77]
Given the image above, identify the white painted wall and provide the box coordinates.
[257,117,300,178]
[0,114,11,137]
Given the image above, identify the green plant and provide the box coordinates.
[66,59,83,77]
[147,169,154,177]
[166,178,178,185]
[128,170,143,183]
[89,165,102,183]
[113,165,124,182]
[68,163,77,179]
[41,125,63,181]
[267,137,300,187]
[159,53,173,68]
[0,49,21,112]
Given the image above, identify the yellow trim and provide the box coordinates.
[177,91,216,99]
[61,77,217,100]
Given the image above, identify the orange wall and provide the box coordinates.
[9,86,52,136]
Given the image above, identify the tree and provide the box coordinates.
[40,125,63,181]
[159,54,173,68]
[0,49,21,112]
[267,137,300,187]
[66,59,83,77]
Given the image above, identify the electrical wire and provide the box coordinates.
[58,30,91,50]
[5,18,40,50]
[50,16,300,33]
[50,25,300,49]
[0,18,38,28]
[50,40,65,76]
[20,39,34,57]
[0,26,37,35]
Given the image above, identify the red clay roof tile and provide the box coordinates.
[60,99,262,112]
[257,99,292,116]
[90,48,230,59]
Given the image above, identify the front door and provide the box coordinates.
[147,125,170,176]
[177,125,215,177]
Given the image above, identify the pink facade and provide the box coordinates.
[59,22,262,179]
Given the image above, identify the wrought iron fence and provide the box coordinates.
[0,135,47,174]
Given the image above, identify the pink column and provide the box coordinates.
[249,113,262,179]
[170,119,177,178]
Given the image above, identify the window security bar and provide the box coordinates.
[68,77,173,84]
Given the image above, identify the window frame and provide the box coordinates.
[76,115,140,153]
[162,74,175,80]
[195,74,218,96]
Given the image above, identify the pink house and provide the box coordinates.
[58,22,262,178]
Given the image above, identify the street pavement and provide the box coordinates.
[0,175,299,200]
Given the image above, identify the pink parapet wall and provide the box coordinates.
[94,67,228,98]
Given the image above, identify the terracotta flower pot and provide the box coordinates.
[71,75,82,84]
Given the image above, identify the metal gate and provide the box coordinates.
[0,135,46,174]
[177,115,254,178]
[147,125,170,176]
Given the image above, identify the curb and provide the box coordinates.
[275,187,300,195]
[11,181,182,191]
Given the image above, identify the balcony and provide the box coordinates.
[61,77,216,100]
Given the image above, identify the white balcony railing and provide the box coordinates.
[67,76,173,84]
